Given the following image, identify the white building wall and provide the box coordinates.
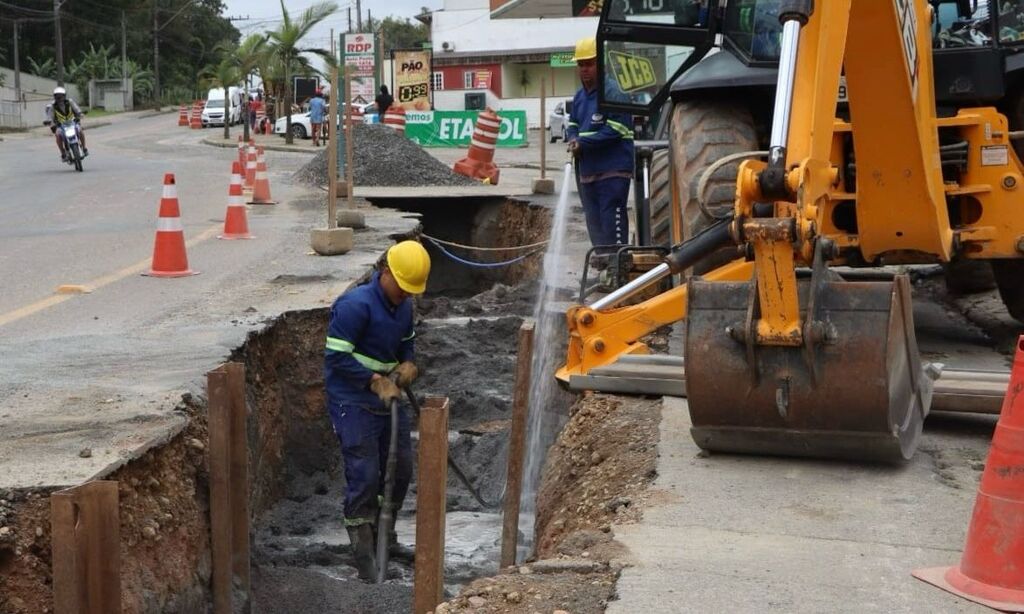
[0,67,83,128]
[432,0,597,55]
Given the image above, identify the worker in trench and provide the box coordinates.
[323,240,432,581]
[566,35,635,271]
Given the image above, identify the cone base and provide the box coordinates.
[913,566,1024,612]
[142,269,199,278]
[218,233,255,240]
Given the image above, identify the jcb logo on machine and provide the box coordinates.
[608,51,657,93]
[894,0,920,102]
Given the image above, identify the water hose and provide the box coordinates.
[376,397,400,583]
[403,386,502,509]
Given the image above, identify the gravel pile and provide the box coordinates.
[293,123,477,188]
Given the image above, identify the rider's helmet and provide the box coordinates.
[53,87,66,100]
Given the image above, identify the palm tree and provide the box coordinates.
[202,57,243,140]
[267,0,337,144]
[232,34,268,141]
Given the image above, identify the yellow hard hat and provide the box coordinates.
[386,240,431,295]
[573,36,597,62]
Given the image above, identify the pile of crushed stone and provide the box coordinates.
[293,123,477,188]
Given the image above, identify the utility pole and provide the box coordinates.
[356,0,362,31]
[54,0,65,85]
[153,1,161,103]
[347,7,352,34]
[12,20,21,106]
[121,11,129,110]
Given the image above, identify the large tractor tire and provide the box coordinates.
[648,148,672,247]
[943,256,996,295]
[671,100,759,274]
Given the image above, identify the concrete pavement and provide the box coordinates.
[608,396,994,613]
[0,113,417,489]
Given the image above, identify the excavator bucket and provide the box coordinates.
[685,274,932,462]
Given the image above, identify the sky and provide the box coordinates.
[223,0,443,53]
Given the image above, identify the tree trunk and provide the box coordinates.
[284,57,293,145]
[223,93,230,140]
[242,88,250,142]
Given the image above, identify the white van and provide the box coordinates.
[202,86,242,127]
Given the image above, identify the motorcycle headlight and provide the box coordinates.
[64,125,77,137]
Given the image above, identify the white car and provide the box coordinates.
[274,103,371,139]
[548,99,573,143]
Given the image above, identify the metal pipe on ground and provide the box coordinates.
[414,397,450,614]
[501,320,535,568]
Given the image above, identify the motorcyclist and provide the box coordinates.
[45,87,88,161]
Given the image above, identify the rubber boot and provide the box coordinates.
[388,529,415,562]
[346,524,377,582]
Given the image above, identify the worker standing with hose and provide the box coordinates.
[324,240,431,582]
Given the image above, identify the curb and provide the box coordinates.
[200,136,317,155]
[137,109,178,119]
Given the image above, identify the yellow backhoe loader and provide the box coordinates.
[558,0,1024,462]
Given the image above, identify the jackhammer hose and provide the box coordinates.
[403,387,502,509]
[376,398,400,584]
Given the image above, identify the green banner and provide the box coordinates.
[550,52,576,67]
[405,110,528,148]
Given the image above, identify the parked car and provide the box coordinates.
[274,103,371,139]
[548,99,573,143]
[202,86,242,127]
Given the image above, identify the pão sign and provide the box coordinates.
[406,110,528,148]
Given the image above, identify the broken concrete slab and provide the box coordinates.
[528,558,605,575]
[335,209,366,229]
[310,227,354,256]
[531,178,555,195]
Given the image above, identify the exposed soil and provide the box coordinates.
[435,394,662,614]
[0,395,214,614]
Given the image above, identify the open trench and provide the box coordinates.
[0,193,573,614]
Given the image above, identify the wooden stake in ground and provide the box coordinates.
[500,320,535,568]
[414,396,450,614]
[327,65,340,229]
[540,79,547,180]
[51,481,121,614]
[208,362,252,614]
[345,64,355,209]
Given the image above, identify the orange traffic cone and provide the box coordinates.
[913,335,1024,611]
[143,173,198,277]
[219,162,254,239]
[244,145,257,190]
[237,135,246,171]
[383,105,407,135]
[453,107,500,185]
[178,104,189,126]
[248,147,277,205]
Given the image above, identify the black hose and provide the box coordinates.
[664,216,735,273]
[376,398,400,583]
[403,387,502,509]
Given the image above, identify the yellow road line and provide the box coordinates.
[0,224,222,328]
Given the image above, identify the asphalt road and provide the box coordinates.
[0,112,417,489]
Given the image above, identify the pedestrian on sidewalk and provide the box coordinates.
[376,85,394,118]
[309,89,326,146]
[323,241,432,581]
[566,35,635,267]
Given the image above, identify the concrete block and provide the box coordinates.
[310,227,354,256]
[532,177,556,194]
[335,181,349,197]
[336,209,366,229]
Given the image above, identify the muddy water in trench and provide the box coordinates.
[251,284,537,613]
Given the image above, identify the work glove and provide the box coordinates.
[392,361,418,388]
[370,375,401,405]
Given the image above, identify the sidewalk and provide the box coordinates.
[202,130,322,154]
[608,396,991,613]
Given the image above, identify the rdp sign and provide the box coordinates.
[406,110,527,148]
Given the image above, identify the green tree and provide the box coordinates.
[27,57,56,79]
[267,0,337,144]
[366,16,430,55]
[232,34,268,141]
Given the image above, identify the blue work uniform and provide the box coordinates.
[567,84,635,251]
[309,95,326,124]
[324,272,415,526]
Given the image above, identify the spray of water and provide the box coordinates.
[515,162,576,558]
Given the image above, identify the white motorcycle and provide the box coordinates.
[44,119,85,172]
